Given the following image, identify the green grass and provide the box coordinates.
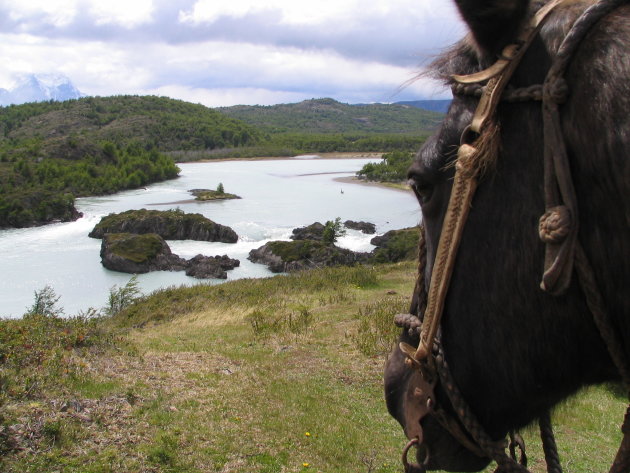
[0,262,626,473]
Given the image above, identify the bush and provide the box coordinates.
[106,276,142,316]
[24,285,64,318]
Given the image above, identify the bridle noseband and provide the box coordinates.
[395,1,630,472]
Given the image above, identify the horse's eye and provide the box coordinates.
[408,177,433,205]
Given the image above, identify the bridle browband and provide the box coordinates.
[395,1,630,472]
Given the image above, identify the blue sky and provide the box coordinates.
[0,0,466,106]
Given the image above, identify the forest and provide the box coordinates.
[0,142,179,227]
[356,150,415,182]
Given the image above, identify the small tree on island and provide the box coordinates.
[322,217,346,245]
[216,182,225,194]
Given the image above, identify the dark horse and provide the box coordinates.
[384,0,629,471]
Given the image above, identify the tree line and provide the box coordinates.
[0,141,179,227]
[356,150,415,182]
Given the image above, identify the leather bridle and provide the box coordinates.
[395,1,630,472]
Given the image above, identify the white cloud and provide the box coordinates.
[4,0,155,28]
[6,0,77,27]
[89,0,154,27]
[179,0,458,27]
[148,85,308,107]
[0,0,463,105]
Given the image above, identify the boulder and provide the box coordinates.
[89,209,238,243]
[185,254,240,279]
[290,222,325,241]
[344,220,376,234]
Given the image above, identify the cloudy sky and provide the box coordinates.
[0,0,466,107]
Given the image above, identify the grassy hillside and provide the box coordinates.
[1,263,626,473]
[218,98,443,134]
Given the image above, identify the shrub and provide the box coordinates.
[106,275,142,316]
[24,285,64,318]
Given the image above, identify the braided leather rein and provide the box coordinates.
[395,1,630,472]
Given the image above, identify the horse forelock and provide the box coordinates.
[423,0,598,89]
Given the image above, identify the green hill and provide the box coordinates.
[0,96,263,228]
[218,97,443,134]
[0,95,262,159]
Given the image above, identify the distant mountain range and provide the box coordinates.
[218,97,444,134]
[0,74,83,106]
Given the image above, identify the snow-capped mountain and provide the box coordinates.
[0,74,83,106]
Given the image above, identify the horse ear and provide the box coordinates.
[453,0,530,56]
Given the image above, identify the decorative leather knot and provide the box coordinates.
[394,313,422,335]
[539,206,571,243]
[543,77,569,104]
[455,144,478,178]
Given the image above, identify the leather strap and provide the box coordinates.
[410,0,569,362]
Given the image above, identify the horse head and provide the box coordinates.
[384,0,630,471]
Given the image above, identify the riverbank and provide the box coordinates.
[334,175,412,193]
[194,151,384,163]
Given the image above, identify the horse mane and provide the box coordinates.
[422,0,598,87]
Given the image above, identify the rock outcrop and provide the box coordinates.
[248,222,421,273]
[89,209,238,243]
[100,233,187,274]
[344,220,376,234]
[290,222,325,241]
[100,233,240,278]
[248,240,369,273]
[185,254,240,279]
[370,227,420,263]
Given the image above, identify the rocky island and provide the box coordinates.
[89,208,238,243]
[249,240,369,273]
[344,220,376,234]
[189,188,241,202]
[249,222,420,273]
[100,233,239,278]
[289,220,377,241]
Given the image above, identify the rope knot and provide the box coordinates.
[539,206,572,243]
[543,77,569,104]
[394,313,421,336]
